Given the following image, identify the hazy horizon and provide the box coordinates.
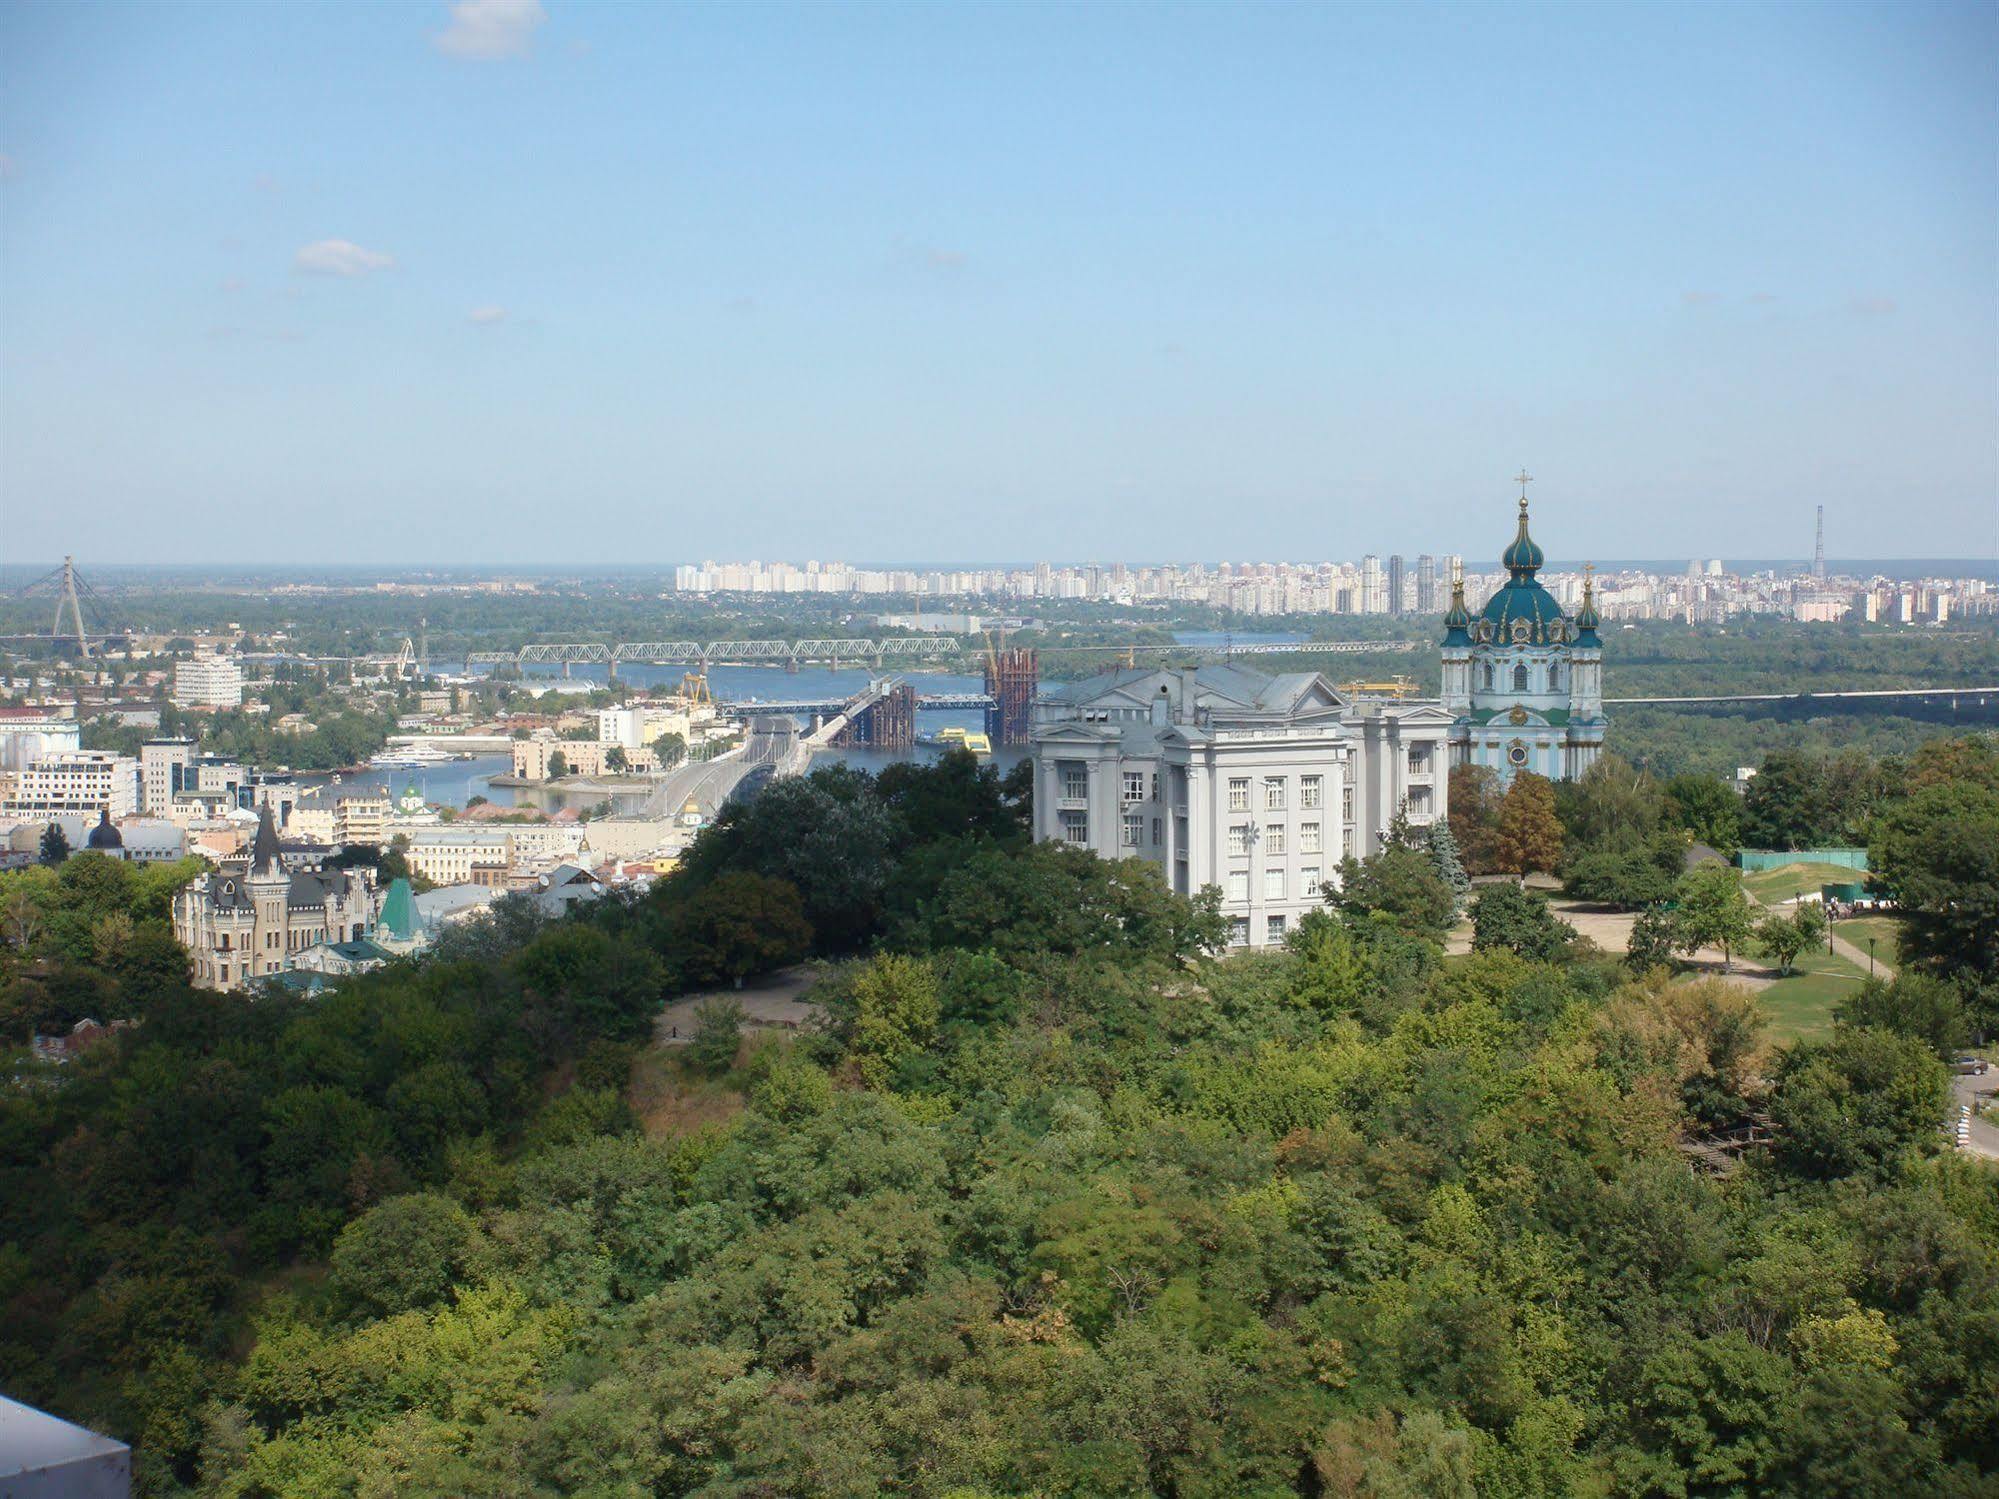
[4,1,1995,565]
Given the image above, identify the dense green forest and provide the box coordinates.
[2,746,1996,1496]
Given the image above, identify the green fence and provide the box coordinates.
[1735,847,1869,873]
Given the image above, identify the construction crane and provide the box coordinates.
[1338,674,1420,699]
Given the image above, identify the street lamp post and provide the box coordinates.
[1868,937,1876,978]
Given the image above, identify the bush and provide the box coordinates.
[328,1193,476,1318]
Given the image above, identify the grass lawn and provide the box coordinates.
[1835,915,1902,971]
[1741,861,1868,906]
[1758,946,1869,1046]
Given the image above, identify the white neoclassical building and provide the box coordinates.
[1029,665,1454,948]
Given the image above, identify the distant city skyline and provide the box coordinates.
[3,2,1994,564]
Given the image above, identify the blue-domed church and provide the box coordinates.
[1442,490,1606,784]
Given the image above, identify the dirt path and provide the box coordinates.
[654,965,824,1045]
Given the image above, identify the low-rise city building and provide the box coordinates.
[1,750,140,820]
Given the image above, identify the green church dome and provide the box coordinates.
[1501,494,1546,574]
[1476,494,1569,646]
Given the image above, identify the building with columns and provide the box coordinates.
[1442,492,1606,785]
[1029,665,1452,948]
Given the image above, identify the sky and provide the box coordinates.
[1,0,1994,568]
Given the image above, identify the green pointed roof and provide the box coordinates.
[1574,564,1602,646]
[1501,495,1546,575]
[1442,567,1473,647]
[379,877,418,942]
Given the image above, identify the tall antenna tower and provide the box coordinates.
[1813,505,1825,584]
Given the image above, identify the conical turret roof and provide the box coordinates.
[249,802,284,878]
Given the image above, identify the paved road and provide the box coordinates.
[643,716,799,820]
[1953,1071,1999,1161]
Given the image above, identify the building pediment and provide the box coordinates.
[1034,721,1120,744]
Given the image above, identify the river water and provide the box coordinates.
[351,634,1309,809]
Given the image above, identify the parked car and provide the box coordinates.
[1951,1056,1989,1076]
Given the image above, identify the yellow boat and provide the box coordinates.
[936,727,993,756]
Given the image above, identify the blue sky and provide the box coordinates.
[2,0,1993,566]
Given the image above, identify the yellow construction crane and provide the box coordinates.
[1338,674,1419,699]
[677,670,712,706]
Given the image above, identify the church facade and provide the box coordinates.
[1442,494,1606,785]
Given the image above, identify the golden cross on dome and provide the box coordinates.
[1514,468,1533,509]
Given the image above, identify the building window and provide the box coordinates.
[1408,745,1430,774]
[1513,663,1529,692]
[1061,764,1088,801]
[1227,777,1250,812]
[1121,813,1142,847]
[1266,823,1286,855]
[1408,786,1432,814]
[1227,824,1250,856]
[1264,867,1285,900]
[1300,821,1322,854]
[1174,813,1188,851]
[1227,870,1249,901]
[1060,810,1089,844]
[1549,662,1562,690]
[1341,786,1355,824]
[1301,865,1321,897]
[1151,817,1162,845]
[1123,771,1145,804]
[1483,663,1494,690]
[1227,917,1249,947]
[1300,775,1323,809]
[1267,914,1286,942]
[1265,778,1285,810]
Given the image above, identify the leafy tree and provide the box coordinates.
[1663,771,1742,854]
[1769,1028,1949,1178]
[515,922,664,1042]
[1869,778,1999,1013]
[1491,771,1563,876]
[1673,863,1755,973]
[908,841,1225,962]
[1625,903,1680,973]
[1555,753,1664,846]
[674,767,895,951]
[687,996,746,1074]
[1834,972,1972,1059]
[1469,881,1575,961]
[38,822,69,866]
[651,730,687,768]
[1561,839,1677,909]
[1286,908,1377,1017]
[547,748,569,779]
[1755,903,1823,976]
[1446,764,1503,874]
[845,953,941,1089]
[604,745,629,774]
[876,748,1023,844]
[1325,842,1456,942]
[329,1192,476,1317]
[674,872,813,988]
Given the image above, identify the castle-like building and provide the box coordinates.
[1442,492,1605,784]
[173,805,379,991]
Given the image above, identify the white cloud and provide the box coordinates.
[468,305,508,324]
[295,239,395,277]
[434,0,546,59]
